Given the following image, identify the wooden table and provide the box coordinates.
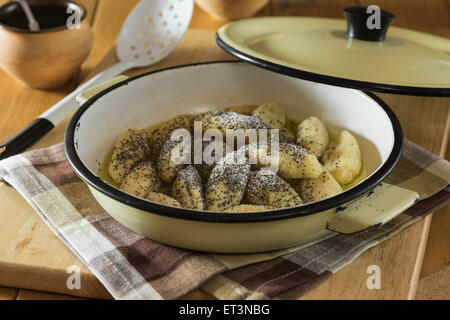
[0,0,449,300]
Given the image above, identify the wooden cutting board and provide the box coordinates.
[0,0,449,300]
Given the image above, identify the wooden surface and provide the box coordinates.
[421,141,450,278]
[0,0,449,300]
[416,264,450,299]
[0,287,17,300]
[194,0,270,20]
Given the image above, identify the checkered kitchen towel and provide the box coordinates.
[0,140,449,300]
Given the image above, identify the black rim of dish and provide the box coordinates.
[0,0,86,34]
[216,33,450,97]
[65,61,404,223]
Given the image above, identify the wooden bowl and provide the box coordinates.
[0,0,93,89]
[195,0,269,21]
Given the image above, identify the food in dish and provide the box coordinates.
[205,151,251,211]
[295,171,343,203]
[147,192,181,207]
[252,102,286,129]
[321,130,362,185]
[151,114,194,155]
[157,134,191,183]
[109,129,152,184]
[173,165,205,210]
[297,116,329,157]
[120,161,160,198]
[245,169,303,208]
[99,103,365,212]
[246,142,323,179]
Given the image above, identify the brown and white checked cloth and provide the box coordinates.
[0,140,449,300]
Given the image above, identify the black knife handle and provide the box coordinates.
[0,118,55,161]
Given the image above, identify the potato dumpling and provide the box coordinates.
[192,110,219,123]
[203,111,271,133]
[172,166,205,210]
[150,114,194,155]
[245,169,303,208]
[202,110,294,145]
[120,161,161,198]
[205,151,251,211]
[147,192,181,207]
[321,130,362,185]
[296,171,343,203]
[202,111,268,146]
[157,133,192,183]
[195,140,229,183]
[277,143,323,180]
[196,163,215,185]
[297,116,329,157]
[224,105,258,115]
[225,205,275,213]
[109,129,152,184]
[278,128,296,144]
[252,102,286,129]
[247,142,323,180]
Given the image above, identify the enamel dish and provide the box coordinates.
[66,7,445,253]
[65,61,419,253]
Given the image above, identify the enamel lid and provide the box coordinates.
[216,8,450,96]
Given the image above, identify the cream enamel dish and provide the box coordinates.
[216,15,450,96]
[65,61,418,253]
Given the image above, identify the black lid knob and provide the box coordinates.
[344,6,396,42]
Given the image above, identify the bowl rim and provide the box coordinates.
[0,0,87,34]
[64,60,403,223]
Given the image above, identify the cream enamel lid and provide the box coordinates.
[217,17,450,96]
